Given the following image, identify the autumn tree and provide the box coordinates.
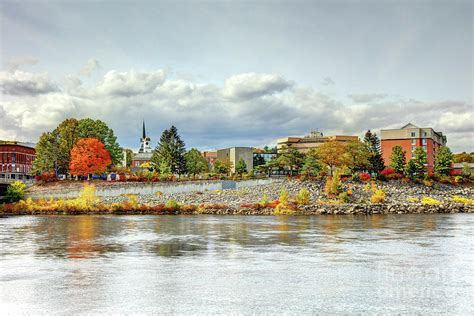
[316,140,346,176]
[214,159,232,175]
[389,145,406,175]
[69,138,112,177]
[434,146,453,177]
[185,148,209,178]
[364,130,385,174]
[276,147,305,175]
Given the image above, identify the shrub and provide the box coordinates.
[155,191,163,197]
[317,198,340,205]
[452,196,474,204]
[381,167,395,176]
[423,179,434,187]
[360,172,371,182]
[259,193,269,207]
[421,197,441,205]
[454,176,464,184]
[5,181,27,203]
[296,188,310,205]
[351,173,361,182]
[338,192,350,203]
[78,183,98,208]
[407,197,419,203]
[324,176,342,196]
[127,194,139,208]
[279,190,289,204]
[370,186,386,204]
[273,203,296,215]
[165,199,180,210]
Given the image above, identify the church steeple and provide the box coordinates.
[138,120,152,153]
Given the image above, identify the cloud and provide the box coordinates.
[80,58,101,76]
[3,57,39,72]
[222,73,293,101]
[0,70,59,95]
[349,93,388,103]
[94,69,166,97]
[1,68,472,152]
[322,77,335,86]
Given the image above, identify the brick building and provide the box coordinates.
[381,123,447,172]
[202,151,217,170]
[0,141,36,181]
[277,130,358,153]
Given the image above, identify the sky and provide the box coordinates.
[0,0,473,152]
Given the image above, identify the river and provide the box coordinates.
[0,215,473,314]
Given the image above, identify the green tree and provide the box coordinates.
[77,118,122,166]
[5,181,26,203]
[185,148,209,178]
[54,118,79,174]
[300,149,322,176]
[253,153,266,167]
[462,163,472,178]
[32,132,59,175]
[125,149,134,167]
[343,140,370,173]
[434,146,453,176]
[389,145,407,174]
[277,147,305,175]
[364,130,385,174]
[235,158,248,177]
[412,146,427,177]
[316,140,346,176]
[453,152,473,163]
[404,159,417,179]
[151,126,187,176]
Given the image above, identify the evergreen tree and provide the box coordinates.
[151,126,187,176]
[434,146,453,176]
[253,153,266,167]
[301,149,322,177]
[277,147,305,175]
[364,130,385,174]
[389,145,406,174]
[404,159,417,179]
[235,158,248,177]
[412,146,427,177]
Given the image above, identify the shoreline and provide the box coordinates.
[2,203,473,216]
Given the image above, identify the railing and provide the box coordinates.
[0,178,35,184]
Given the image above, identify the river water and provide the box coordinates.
[0,215,473,314]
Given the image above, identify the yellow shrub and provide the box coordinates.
[421,197,441,205]
[259,193,269,207]
[155,191,163,197]
[273,204,295,215]
[296,188,310,205]
[370,188,386,204]
[317,199,340,205]
[279,190,289,204]
[452,196,474,204]
[127,194,139,208]
[165,199,180,210]
[407,197,419,203]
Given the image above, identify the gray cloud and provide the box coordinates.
[322,77,335,86]
[80,58,101,76]
[349,93,388,103]
[0,70,59,95]
[222,73,293,101]
[1,68,472,152]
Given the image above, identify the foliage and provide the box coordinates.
[324,174,342,196]
[253,153,266,167]
[214,159,232,175]
[125,149,134,167]
[165,199,181,210]
[5,181,27,203]
[185,148,209,178]
[151,126,187,176]
[412,147,428,177]
[32,132,59,175]
[407,197,419,203]
[342,140,370,173]
[370,186,386,204]
[69,138,112,176]
[364,130,385,174]
[453,152,474,163]
[452,196,474,204]
[316,140,346,176]
[338,192,350,203]
[79,183,99,208]
[359,172,371,182]
[351,173,361,182]
[434,146,453,177]
[461,163,472,178]
[300,149,322,177]
[235,158,248,176]
[389,145,406,175]
[276,147,305,174]
[404,159,417,179]
[380,167,395,176]
[259,193,269,207]
[296,188,310,205]
[279,190,289,204]
[421,197,441,205]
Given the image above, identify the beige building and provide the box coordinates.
[277,131,358,153]
[217,147,253,173]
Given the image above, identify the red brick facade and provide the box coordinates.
[0,143,36,180]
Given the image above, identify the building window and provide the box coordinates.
[423,132,427,137]
[411,139,416,145]
[412,146,416,151]
[422,138,427,145]
[411,132,416,137]
[423,145,427,151]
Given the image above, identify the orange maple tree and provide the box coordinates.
[69,138,112,176]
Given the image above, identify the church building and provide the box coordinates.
[131,121,153,168]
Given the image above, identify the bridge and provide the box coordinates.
[0,178,35,201]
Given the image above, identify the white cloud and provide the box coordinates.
[222,73,293,101]
[3,57,39,72]
[95,69,166,97]
[349,93,387,103]
[80,58,101,76]
[0,70,59,95]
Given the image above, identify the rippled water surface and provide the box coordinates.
[1,215,473,314]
